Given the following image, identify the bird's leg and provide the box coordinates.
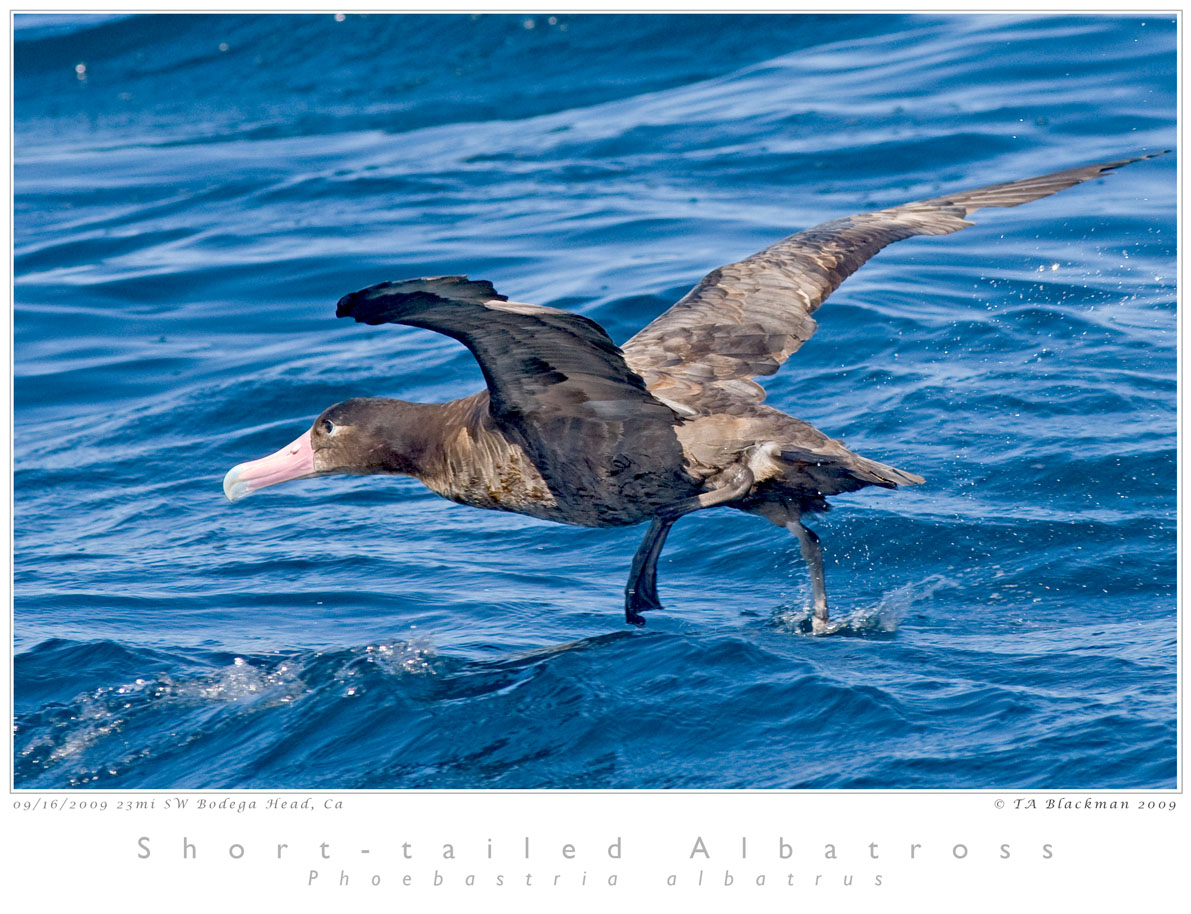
[656,463,755,521]
[624,463,756,626]
[786,517,829,633]
[624,517,674,625]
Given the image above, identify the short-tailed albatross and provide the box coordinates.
[224,154,1156,631]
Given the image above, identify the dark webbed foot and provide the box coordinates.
[625,575,664,619]
[624,555,665,625]
[626,588,663,612]
[624,516,675,626]
[630,562,664,610]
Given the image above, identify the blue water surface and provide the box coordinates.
[12,13,1177,789]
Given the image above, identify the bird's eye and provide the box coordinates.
[322,419,335,435]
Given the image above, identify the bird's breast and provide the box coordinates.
[417,425,560,517]
[415,419,696,528]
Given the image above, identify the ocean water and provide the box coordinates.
[12,13,1176,789]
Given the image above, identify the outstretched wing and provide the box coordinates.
[623,154,1160,409]
[337,276,677,425]
[336,277,695,519]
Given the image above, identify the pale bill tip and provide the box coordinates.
[223,465,252,502]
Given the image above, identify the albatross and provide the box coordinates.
[223,154,1156,631]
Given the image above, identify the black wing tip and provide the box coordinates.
[336,275,507,324]
[1096,149,1169,175]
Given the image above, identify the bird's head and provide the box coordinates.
[222,397,420,502]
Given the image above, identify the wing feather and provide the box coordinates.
[623,153,1162,408]
[337,276,676,426]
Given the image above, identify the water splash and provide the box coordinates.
[14,640,443,783]
[330,640,440,696]
[770,573,955,636]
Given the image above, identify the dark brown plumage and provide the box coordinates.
[224,154,1158,630]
